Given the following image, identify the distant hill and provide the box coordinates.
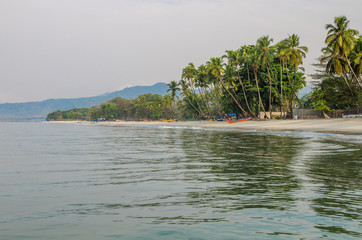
[0,82,168,121]
[298,84,314,98]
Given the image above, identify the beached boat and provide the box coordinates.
[225,117,252,123]
[162,119,175,122]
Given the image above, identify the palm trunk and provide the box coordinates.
[188,79,204,117]
[266,61,283,119]
[199,86,212,118]
[344,53,362,89]
[231,84,249,116]
[219,79,248,115]
[286,67,303,107]
[246,62,251,85]
[253,68,267,119]
[182,89,202,117]
[236,71,256,117]
[269,71,272,119]
[212,83,224,117]
[280,61,284,118]
[267,61,281,97]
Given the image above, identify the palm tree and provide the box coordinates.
[322,46,360,109]
[241,45,253,85]
[167,80,180,119]
[257,35,275,118]
[195,64,212,117]
[206,57,228,116]
[325,16,360,88]
[283,34,308,111]
[276,41,289,117]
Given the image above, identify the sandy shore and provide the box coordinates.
[52,118,362,135]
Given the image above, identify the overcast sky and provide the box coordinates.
[0,0,361,103]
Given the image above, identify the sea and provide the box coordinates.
[0,122,361,239]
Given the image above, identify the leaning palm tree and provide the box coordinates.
[321,46,360,109]
[223,50,255,117]
[325,16,361,88]
[223,64,249,116]
[178,79,202,117]
[349,36,362,82]
[182,63,204,116]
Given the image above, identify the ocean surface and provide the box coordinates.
[0,122,361,239]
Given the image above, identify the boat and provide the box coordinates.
[225,117,252,123]
[162,119,175,122]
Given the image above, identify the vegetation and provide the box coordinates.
[310,16,361,112]
[47,94,173,121]
[173,33,308,119]
[47,16,361,121]
[46,108,89,121]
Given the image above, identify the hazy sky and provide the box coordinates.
[0,0,361,103]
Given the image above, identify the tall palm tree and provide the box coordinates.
[276,41,289,117]
[207,57,228,116]
[325,16,360,88]
[241,45,253,85]
[283,34,308,110]
[167,80,180,119]
[195,64,212,117]
[167,80,179,102]
[257,35,275,118]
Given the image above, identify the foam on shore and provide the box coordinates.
[52,118,362,135]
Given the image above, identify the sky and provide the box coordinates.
[0,0,361,103]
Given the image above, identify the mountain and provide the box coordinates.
[298,84,314,98]
[0,82,168,121]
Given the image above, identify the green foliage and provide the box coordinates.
[46,108,89,121]
[47,94,173,121]
[311,16,361,110]
[310,77,359,110]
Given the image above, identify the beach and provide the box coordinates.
[58,118,362,135]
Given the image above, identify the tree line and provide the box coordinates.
[169,33,308,119]
[46,93,174,121]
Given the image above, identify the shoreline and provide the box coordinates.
[47,118,362,135]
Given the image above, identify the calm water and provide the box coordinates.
[0,122,361,239]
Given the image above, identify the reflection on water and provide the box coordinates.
[0,122,361,239]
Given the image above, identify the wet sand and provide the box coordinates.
[87,118,362,135]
